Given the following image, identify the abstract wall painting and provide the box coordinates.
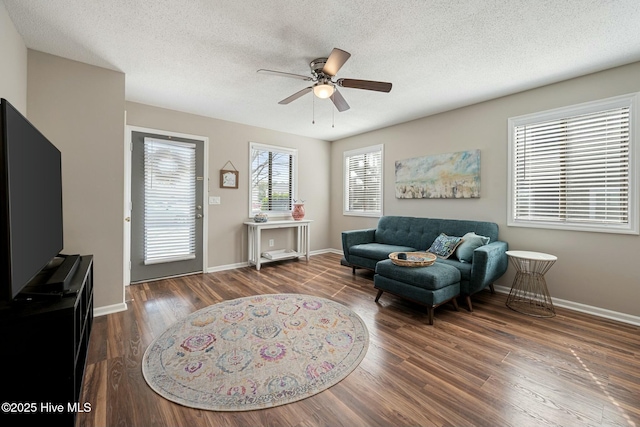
[395,149,480,199]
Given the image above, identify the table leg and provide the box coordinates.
[255,228,261,270]
[305,224,310,262]
[295,224,301,256]
[247,226,254,266]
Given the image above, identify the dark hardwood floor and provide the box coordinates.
[77,253,640,427]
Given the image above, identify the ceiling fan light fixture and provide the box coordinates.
[313,83,335,99]
[260,48,391,113]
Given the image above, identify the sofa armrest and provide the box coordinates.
[341,228,376,262]
[469,241,509,294]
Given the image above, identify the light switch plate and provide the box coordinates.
[209,196,220,205]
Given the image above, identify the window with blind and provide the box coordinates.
[344,145,383,217]
[508,93,638,234]
[250,142,297,217]
[144,138,197,264]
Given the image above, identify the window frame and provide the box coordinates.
[248,142,298,219]
[507,92,639,235]
[343,144,384,217]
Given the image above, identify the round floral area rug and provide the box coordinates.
[142,293,369,411]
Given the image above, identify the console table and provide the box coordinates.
[244,219,312,270]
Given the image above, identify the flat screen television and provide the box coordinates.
[0,98,68,300]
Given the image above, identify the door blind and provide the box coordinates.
[513,106,630,225]
[143,138,196,265]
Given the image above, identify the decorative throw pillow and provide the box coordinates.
[455,232,490,263]
[427,233,464,259]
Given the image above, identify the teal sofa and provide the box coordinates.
[341,216,509,311]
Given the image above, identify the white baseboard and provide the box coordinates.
[310,248,342,256]
[493,285,640,326]
[93,302,128,317]
[206,250,342,273]
[207,262,249,273]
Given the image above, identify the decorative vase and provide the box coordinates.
[292,203,305,221]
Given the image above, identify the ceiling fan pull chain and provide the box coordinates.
[332,102,335,128]
[312,94,315,124]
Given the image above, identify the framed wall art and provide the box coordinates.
[395,149,480,199]
[220,161,239,189]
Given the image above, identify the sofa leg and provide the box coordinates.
[452,297,459,312]
[489,283,495,294]
[427,307,434,325]
[352,266,357,274]
[374,289,383,302]
[466,296,473,312]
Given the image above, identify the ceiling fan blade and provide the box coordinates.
[330,89,350,112]
[257,69,312,81]
[337,78,392,93]
[322,48,351,76]
[278,87,313,105]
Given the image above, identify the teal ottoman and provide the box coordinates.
[374,259,461,325]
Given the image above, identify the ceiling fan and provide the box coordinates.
[257,48,392,112]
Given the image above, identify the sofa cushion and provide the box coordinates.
[375,260,460,290]
[374,274,460,308]
[374,216,438,250]
[427,233,464,259]
[455,232,490,263]
[436,258,471,282]
[349,243,417,260]
[346,255,379,271]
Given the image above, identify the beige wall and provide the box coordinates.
[125,102,331,268]
[330,61,640,317]
[27,51,126,310]
[0,1,27,113]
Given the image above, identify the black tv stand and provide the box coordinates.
[0,255,93,426]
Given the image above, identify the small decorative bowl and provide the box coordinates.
[253,213,268,223]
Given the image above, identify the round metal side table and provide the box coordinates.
[505,250,557,317]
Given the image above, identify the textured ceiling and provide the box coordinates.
[4,0,640,141]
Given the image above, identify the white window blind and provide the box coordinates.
[344,145,383,216]
[508,93,638,234]
[250,143,297,216]
[144,138,196,264]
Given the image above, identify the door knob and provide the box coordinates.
[196,214,203,219]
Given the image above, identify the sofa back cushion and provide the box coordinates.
[375,216,435,249]
[375,216,499,250]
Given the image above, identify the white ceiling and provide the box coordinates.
[4,0,640,141]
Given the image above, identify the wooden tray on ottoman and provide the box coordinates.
[389,252,436,267]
